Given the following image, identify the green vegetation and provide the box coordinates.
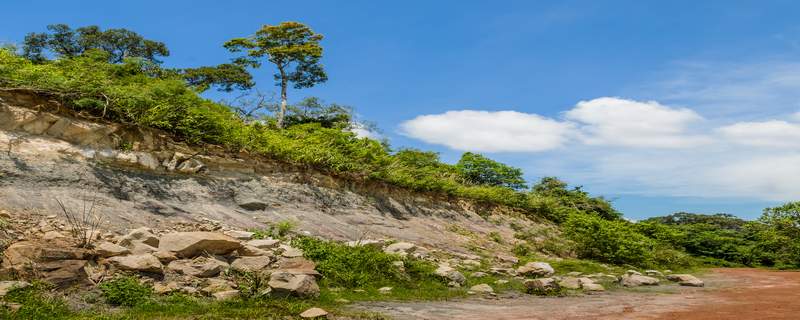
[98,276,153,307]
[455,152,526,190]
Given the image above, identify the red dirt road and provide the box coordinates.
[361,268,800,319]
[655,268,800,320]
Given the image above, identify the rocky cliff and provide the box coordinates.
[0,90,538,256]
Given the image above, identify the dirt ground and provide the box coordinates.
[358,268,800,320]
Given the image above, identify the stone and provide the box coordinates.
[42,231,66,241]
[582,283,606,292]
[524,277,560,295]
[167,257,229,278]
[666,274,704,287]
[268,271,320,298]
[246,239,281,250]
[152,251,178,264]
[300,307,328,318]
[176,158,205,174]
[383,242,416,256]
[159,232,242,258]
[645,270,664,277]
[237,245,272,257]
[231,256,273,273]
[566,272,583,277]
[489,267,517,276]
[95,242,130,258]
[469,283,494,294]
[378,286,393,294]
[620,274,660,287]
[460,259,481,269]
[345,239,384,249]
[516,262,555,278]
[276,257,320,277]
[0,242,92,287]
[626,269,642,276]
[153,282,181,295]
[472,272,488,278]
[128,242,158,254]
[279,244,303,258]
[224,230,254,240]
[201,278,237,295]
[106,254,163,274]
[496,254,519,265]
[435,264,466,286]
[212,290,239,300]
[558,277,582,289]
[0,281,30,297]
[118,227,160,248]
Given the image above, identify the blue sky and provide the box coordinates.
[3,0,800,219]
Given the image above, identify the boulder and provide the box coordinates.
[582,283,606,292]
[118,227,160,248]
[268,271,320,298]
[620,274,660,287]
[153,282,181,295]
[279,244,304,258]
[237,245,272,257]
[223,230,254,241]
[516,262,555,277]
[95,242,130,258]
[128,242,158,255]
[384,242,416,256]
[0,241,92,286]
[212,290,240,300]
[558,277,582,289]
[246,239,281,250]
[434,264,466,286]
[300,307,328,318]
[469,283,494,294]
[0,281,30,297]
[167,257,229,278]
[201,278,237,295]
[106,254,163,274]
[39,260,90,287]
[645,270,664,277]
[666,274,704,287]
[496,254,519,265]
[524,277,560,295]
[275,257,320,277]
[159,232,242,258]
[152,251,178,264]
[231,256,273,273]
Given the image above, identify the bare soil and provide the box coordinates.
[358,268,800,319]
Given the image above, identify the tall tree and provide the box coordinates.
[23,24,169,63]
[224,22,327,128]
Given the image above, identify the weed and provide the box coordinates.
[98,276,153,307]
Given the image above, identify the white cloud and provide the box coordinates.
[399,110,574,152]
[564,97,711,148]
[717,120,800,148]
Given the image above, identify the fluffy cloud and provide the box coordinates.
[717,120,800,148]
[399,110,574,152]
[565,97,710,148]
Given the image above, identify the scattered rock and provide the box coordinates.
[42,231,66,241]
[268,271,320,298]
[435,264,466,286]
[620,274,660,287]
[378,286,393,294]
[95,242,130,258]
[106,254,163,274]
[201,278,237,295]
[666,274,704,287]
[558,277,582,289]
[231,256,273,273]
[645,270,664,277]
[167,257,229,278]
[224,230,254,240]
[489,267,517,276]
[237,199,269,211]
[0,281,30,297]
[153,282,180,295]
[496,254,519,265]
[469,283,494,294]
[583,283,606,292]
[246,239,280,250]
[279,244,304,258]
[524,277,560,295]
[152,251,178,264]
[212,290,240,300]
[516,262,555,278]
[276,257,319,276]
[472,272,488,278]
[237,245,271,257]
[159,232,242,258]
[460,259,481,269]
[494,279,509,285]
[118,227,160,248]
[566,271,583,277]
[383,242,416,256]
[300,307,328,318]
[626,270,642,276]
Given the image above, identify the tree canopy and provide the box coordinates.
[455,152,527,190]
[224,21,327,128]
[23,24,169,63]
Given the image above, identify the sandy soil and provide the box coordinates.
[358,268,800,320]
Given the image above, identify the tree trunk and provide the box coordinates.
[277,65,288,129]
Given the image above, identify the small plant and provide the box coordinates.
[235,271,270,299]
[99,276,153,307]
[252,219,297,240]
[488,231,504,244]
[118,141,134,151]
[55,196,104,248]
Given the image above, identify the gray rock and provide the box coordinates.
[666,274,704,287]
[106,254,163,274]
[469,283,494,294]
[95,242,130,258]
[159,232,241,258]
[167,257,229,278]
[620,274,660,287]
[231,256,273,273]
[516,262,555,277]
[300,307,328,318]
[268,271,320,298]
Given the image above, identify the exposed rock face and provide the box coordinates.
[620,274,660,287]
[106,254,163,274]
[268,271,320,298]
[666,274,704,287]
[516,262,555,278]
[159,232,242,258]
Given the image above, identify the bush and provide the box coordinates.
[0,282,71,320]
[292,237,437,288]
[563,213,655,266]
[99,276,153,307]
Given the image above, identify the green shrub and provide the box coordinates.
[563,213,655,266]
[99,276,153,307]
[292,236,437,288]
[0,282,71,319]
